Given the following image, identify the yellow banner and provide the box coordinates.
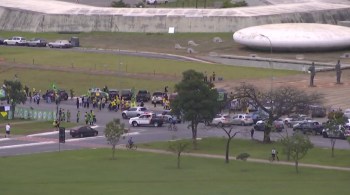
[0,112,7,117]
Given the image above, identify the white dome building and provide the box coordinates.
[233,23,350,52]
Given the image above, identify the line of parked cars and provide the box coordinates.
[0,36,73,48]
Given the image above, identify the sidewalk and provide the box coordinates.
[129,147,350,172]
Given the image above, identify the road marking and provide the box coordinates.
[66,136,104,142]
[0,141,55,150]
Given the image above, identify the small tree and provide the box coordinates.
[288,132,313,173]
[168,140,190,169]
[324,110,347,157]
[219,126,241,163]
[3,80,27,119]
[105,118,125,160]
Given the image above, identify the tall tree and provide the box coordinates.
[286,132,313,174]
[3,80,27,118]
[105,118,125,160]
[324,110,347,157]
[235,83,322,143]
[171,70,219,148]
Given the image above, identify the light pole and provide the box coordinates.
[259,34,274,113]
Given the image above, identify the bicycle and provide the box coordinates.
[126,142,137,150]
[168,123,178,131]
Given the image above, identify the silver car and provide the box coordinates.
[48,40,73,48]
[121,107,148,119]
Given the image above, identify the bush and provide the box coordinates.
[222,0,248,8]
[111,0,130,7]
[236,152,250,161]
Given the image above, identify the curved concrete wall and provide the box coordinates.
[1,4,350,32]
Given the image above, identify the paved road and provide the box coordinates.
[0,99,349,157]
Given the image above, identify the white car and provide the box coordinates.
[231,114,254,126]
[146,0,168,4]
[206,114,231,127]
[3,36,27,46]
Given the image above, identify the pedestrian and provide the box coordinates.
[271,147,279,161]
[204,71,207,82]
[5,123,10,138]
[85,112,88,125]
[59,108,62,121]
[212,71,216,82]
[164,86,168,93]
[308,62,316,87]
[76,110,80,123]
[29,91,32,103]
[151,96,156,107]
[76,98,79,109]
[67,110,71,122]
[250,128,254,139]
[335,60,342,84]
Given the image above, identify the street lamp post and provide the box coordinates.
[259,34,274,114]
[259,34,273,92]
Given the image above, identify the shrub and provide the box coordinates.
[236,152,250,161]
[111,0,130,7]
[222,0,248,8]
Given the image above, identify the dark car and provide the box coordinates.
[0,37,4,45]
[253,120,284,132]
[309,105,327,118]
[42,89,69,101]
[293,121,324,135]
[136,90,151,102]
[121,89,133,100]
[70,126,98,138]
[108,89,119,100]
[27,38,47,47]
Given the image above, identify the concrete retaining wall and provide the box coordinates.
[1,6,350,32]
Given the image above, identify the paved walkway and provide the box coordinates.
[130,147,350,172]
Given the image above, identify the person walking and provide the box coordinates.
[67,110,71,122]
[5,123,10,138]
[250,128,254,139]
[271,147,279,161]
[76,98,79,109]
[84,112,88,125]
[308,62,316,87]
[335,60,342,84]
[76,110,80,123]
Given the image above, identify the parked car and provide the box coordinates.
[158,110,181,123]
[322,125,350,140]
[121,107,148,119]
[27,38,47,47]
[309,105,327,118]
[70,126,98,138]
[205,114,231,127]
[231,114,254,126]
[136,90,151,102]
[129,113,164,127]
[146,0,169,4]
[293,121,324,135]
[343,109,350,119]
[151,91,165,104]
[3,36,27,46]
[253,119,284,132]
[284,114,311,128]
[0,37,4,45]
[42,89,69,101]
[47,40,73,48]
[108,89,119,100]
[120,89,133,100]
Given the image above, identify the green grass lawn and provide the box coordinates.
[10,121,77,135]
[0,148,349,195]
[140,137,350,167]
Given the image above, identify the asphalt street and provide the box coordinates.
[0,98,349,157]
